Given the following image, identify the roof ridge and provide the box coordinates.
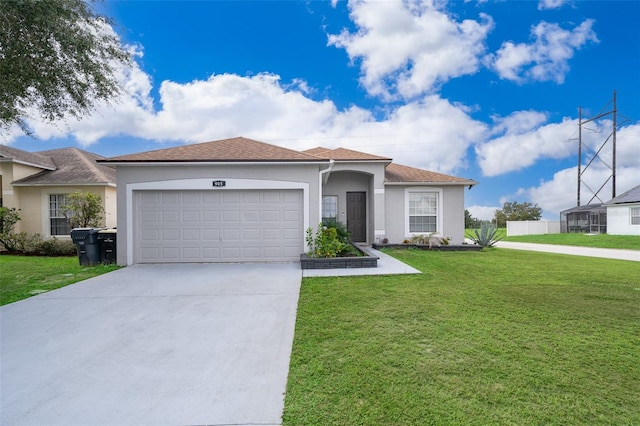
[71,148,112,183]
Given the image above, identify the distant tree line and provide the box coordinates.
[466,201,542,229]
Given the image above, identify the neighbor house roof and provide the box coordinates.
[384,163,477,186]
[100,137,323,163]
[0,144,56,170]
[560,203,606,214]
[303,147,392,162]
[605,184,640,205]
[12,148,116,186]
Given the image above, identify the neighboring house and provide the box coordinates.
[605,184,640,235]
[0,145,117,238]
[100,137,477,265]
[560,204,607,234]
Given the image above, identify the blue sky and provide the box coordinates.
[3,0,639,220]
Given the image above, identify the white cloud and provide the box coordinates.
[467,205,500,221]
[6,56,486,174]
[538,0,570,10]
[488,19,598,84]
[476,112,576,176]
[327,0,493,100]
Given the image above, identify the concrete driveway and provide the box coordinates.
[1,263,302,426]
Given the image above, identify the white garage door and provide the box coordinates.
[134,189,303,263]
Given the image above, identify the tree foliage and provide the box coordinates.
[494,201,542,227]
[465,209,482,229]
[0,207,21,250]
[0,0,131,135]
[62,192,105,229]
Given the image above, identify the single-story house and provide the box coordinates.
[605,184,640,235]
[0,145,117,238]
[560,204,607,234]
[99,137,477,265]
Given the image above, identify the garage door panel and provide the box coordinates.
[162,229,179,240]
[161,192,179,203]
[162,211,180,222]
[202,229,220,240]
[263,211,280,221]
[135,189,303,263]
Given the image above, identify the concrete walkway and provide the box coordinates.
[495,241,640,262]
[302,246,421,277]
[1,263,301,426]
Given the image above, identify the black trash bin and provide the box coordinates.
[70,228,100,266]
[97,229,117,264]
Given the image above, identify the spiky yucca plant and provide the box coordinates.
[471,224,503,247]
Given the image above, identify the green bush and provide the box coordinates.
[470,224,503,247]
[305,223,359,258]
[2,232,43,253]
[1,232,76,256]
[36,238,77,256]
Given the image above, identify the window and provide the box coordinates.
[322,196,338,225]
[408,191,438,233]
[631,207,640,225]
[49,194,71,236]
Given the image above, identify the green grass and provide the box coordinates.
[503,233,640,250]
[283,249,640,425]
[0,255,120,305]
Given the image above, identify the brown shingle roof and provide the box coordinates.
[0,144,56,170]
[385,162,477,185]
[101,137,323,163]
[13,148,116,185]
[303,147,391,161]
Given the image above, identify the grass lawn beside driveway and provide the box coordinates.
[283,249,640,425]
[502,233,640,250]
[0,255,120,305]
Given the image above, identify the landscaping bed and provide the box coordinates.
[300,244,378,269]
[372,243,483,251]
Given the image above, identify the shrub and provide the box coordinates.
[0,207,22,251]
[37,237,77,256]
[470,224,503,247]
[2,232,43,253]
[306,222,360,257]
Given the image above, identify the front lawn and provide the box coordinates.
[0,255,120,305]
[502,233,640,250]
[283,249,640,425]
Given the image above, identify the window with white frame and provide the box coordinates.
[322,195,338,225]
[408,191,438,233]
[49,194,71,236]
[631,207,640,225]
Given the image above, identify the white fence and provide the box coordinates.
[507,220,561,236]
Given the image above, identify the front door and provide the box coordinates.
[347,192,366,242]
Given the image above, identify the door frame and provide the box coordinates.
[346,191,367,242]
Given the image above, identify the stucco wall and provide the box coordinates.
[1,162,44,229]
[384,185,467,244]
[13,186,114,237]
[114,163,322,265]
[607,204,640,235]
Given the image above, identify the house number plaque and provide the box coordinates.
[212,180,226,187]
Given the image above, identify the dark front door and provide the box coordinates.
[347,192,366,242]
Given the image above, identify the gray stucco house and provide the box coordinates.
[100,137,477,265]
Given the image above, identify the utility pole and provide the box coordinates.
[612,90,617,199]
[577,106,582,206]
[576,90,618,206]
